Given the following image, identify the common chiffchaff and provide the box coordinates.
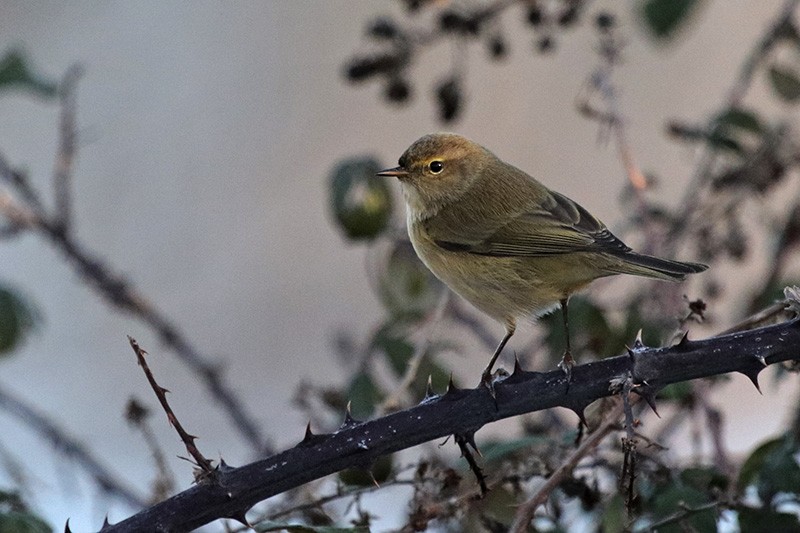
[378,133,707,385]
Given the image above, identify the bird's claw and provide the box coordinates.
[558,351,574,391]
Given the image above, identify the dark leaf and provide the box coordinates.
[714,108,763,135]
[255,521,369,533]
[647,484,715,532]
[737,507,800,533]
[0,512,51,533]
[368,18,399,39]
[346,372,382,419]
[377,240,441,319]
[0,49,58,98]
[768,65,800,102]
[435,77,461,122]
[345,54,404,82]
[329,157,393,241]
[0,286,38,356]
[738,434,800,504]
[338,454,393,487]
[640,0,701,40]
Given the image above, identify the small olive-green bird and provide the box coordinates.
[378,132,707,385]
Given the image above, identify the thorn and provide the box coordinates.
[100,516,111,530]
[676,330,690,348]
[638,389,660,418]
[754,353,768,367]
[446,374,459,394]
[64,519,72,533]
[741,369,763,394]
[302,422,314,443]
[425,375,435,399]
[633,329,644,349]
[225,509,251,527]
[625,345,635,360]
[369,470,381,488]
[341,401,360,428]
[463,431,482,457]
[572,407,588,428]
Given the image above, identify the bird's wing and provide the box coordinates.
[429,190,632,257]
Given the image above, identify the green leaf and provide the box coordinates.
[0,512,51,533]
[768,65,800,102]
[345,372,382,419]
[737,507,800,533]
[737,434,800,503]
[256,521,369,533]
[0,286,38,356]
[640,0,701,39]
[329,157,393,241]
[647,484,716,532]
[376,240,441,319]
[680,466,728,493]
[0,49,58,99]
[715,108,764,135]
[479,435,548,464]
[338,454,393,487]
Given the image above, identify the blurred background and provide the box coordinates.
[1,1,799,531]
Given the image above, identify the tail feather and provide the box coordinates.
[612,251,708,281]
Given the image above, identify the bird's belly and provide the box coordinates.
[409,227,574,324]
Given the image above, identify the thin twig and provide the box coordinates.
[128,337,215,477]
[52,64,82,233]
[0,382,146,509]
[509,397,625,533]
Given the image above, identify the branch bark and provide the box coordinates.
[104,316,800,532]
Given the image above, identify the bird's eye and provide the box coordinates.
[429,161,444,174]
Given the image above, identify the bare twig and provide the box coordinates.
[52,65,82,233]
[510,397,625,533]
[125,398,177,503]
[0,382,145,509]
[128,337,215,477]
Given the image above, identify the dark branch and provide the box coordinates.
[106,316,800,532]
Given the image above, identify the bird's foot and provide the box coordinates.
[558,351,574,391]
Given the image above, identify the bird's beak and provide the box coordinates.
[376,166,409,178]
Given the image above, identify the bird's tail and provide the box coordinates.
[611,251,708,281]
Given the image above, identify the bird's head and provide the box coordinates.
[378,133,493,217]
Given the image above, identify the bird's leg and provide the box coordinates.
[557,298,574,383]
[480,325,514,389]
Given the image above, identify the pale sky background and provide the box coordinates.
[0,1,798,531]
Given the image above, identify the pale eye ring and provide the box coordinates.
[429,160,444,174]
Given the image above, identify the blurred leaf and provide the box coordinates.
[768,65,800,102]
[640,0,702,40]
[338,454,393,487]
[0,491,51,533]
[0,49,58,98]
[715,107,763,135]
[0,285,38,356]
[346,372,382,419]
[647,484,715,532]
[601,493,626,533]
[329,157,393,241]
[737,507,800,533]
[738,434,800,504]
[658,381,693,404]
[436,77,461,122]
[377,240,441,319]
[256,522,369,533]
[680,466,728,493]
[372,324,415,376]
[541,296,615,359]
[0,512,51,533]
[480,435,548,464]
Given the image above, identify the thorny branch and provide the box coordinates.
[104,311,800,532]
[128,337,215,477]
